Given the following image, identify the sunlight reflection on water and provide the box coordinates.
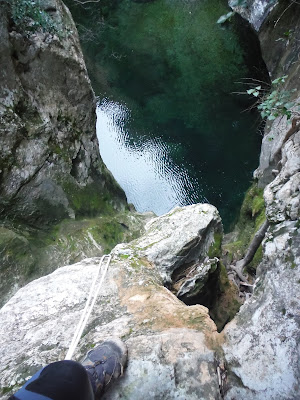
[96,99,203,215]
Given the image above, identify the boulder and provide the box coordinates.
[115,203,223,304]
[0,204,222,400]
[229,0,277,31]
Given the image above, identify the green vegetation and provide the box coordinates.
[119,254,130,260]
[2,384,19,395]
[209,262,241,331]
[8,0,59,35]
[130,258,142,271]
[224,182,266,272]
[0,211,145,306]
[247,75,299,121]
[276,29,293,42]
[64,182,115,218]
[208,232,222,259]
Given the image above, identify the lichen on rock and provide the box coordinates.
[0,204,222,399]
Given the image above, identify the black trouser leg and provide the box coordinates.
[10,360,94,400]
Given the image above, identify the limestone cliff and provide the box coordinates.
[0,0,127,227]
[0,0,133,306]
[223,1,300,399]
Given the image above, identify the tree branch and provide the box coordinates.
[230,220,270,286]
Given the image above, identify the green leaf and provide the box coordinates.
[217,11,235,24]
[272,75,288,85]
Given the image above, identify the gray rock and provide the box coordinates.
[113,203,223,300]
[0,204,220,399]
[102,330,219,400]
[229,0,277,31]
[0,0,126,229]
[176,257,219,300]
[0,210,150,308]
[264,132,300,223]
[223,5,300,398]
[223,220,300,400]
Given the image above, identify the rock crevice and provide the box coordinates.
[0,204,222,400]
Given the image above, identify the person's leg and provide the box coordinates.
[9,360,94,400]
[9,338,127,400]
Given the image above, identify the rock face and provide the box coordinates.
[0,0,126,229]
[223,220,300,400]
[223,2,300,399]
[0,210,151,308]
[223,146,300,398]
[229,0,277,31]
[122,203,223,305]
[0,204,222,400]
[0,0,129,307]
[254,0,300,189]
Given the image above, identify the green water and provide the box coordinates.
[67,0,267,231]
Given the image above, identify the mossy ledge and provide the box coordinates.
[208,182,266,330]
[223,181,266,274]
[0,210,149,307]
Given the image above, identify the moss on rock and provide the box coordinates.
[223,182,266,272]
[0,210,147,307]
[208,232,222,259]
[209,262,242,331]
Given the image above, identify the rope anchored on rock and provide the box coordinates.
[65,254,111,360]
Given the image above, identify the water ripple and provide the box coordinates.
[96,99,203,215]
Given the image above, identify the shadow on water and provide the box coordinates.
[66,0,269,231]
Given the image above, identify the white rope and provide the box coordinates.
[65,254,111,360]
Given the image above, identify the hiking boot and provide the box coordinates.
[81,338,127,399]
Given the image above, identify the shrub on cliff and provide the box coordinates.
[247,75,300,121]
[6,0,58,35]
